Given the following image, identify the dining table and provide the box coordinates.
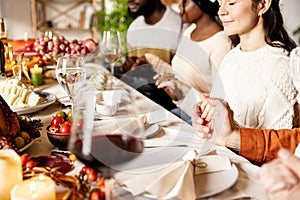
[20,59,269,200]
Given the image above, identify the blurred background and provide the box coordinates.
[0,0,299,45]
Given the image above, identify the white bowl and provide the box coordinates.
[96,101,118,116]
[102,90,123,103]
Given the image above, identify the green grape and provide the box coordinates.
[14,137,25,149]
[67,110,72,121]
[20,131,31,143]
[56,111,67,120]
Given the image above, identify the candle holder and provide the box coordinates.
[0,149,23,200]
[10,174,56,200]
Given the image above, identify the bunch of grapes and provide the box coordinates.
[32,35,98,65]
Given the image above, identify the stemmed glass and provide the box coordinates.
[100,31,122,87]
[69,85,144,199]
[55,54,86,111]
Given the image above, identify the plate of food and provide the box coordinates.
[12,91,56,115]
[0,95,42,152]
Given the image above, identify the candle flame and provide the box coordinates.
[38,174,45,180]
[34,64,39,70]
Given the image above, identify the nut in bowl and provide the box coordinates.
[46,125,70,150]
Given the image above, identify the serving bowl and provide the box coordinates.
[46,125,70,150]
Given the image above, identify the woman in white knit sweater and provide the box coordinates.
[210,0,298,129]
[153,0,234,119]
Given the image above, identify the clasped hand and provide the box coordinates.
[191,94,237,147]
[258,149,300,200]
[153,72,183,101]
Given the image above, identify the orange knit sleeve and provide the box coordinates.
[239,128,300,166]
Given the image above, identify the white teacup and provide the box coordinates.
[105,90,122,103]
[96,101,118,116]
[97,89,129,105]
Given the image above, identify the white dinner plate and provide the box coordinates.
[141,163,239,199]
[12,91,56,115]
[17,138,40,153]
[195,163,239,198]
[143,124,161,139]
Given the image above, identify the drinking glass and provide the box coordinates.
[55,54,86,111]
[69,85,144,199]
[100,31,122,87]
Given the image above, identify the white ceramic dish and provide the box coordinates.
[96,101,118,116]
[17,138,40,153]
[140,163,239,199]
[194,163,239,198]
[12,91,56,115]
[135,124,161,139]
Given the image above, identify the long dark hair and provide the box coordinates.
[253,0,296,53]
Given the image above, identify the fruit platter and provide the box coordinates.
[31,35,99,64]
[12,34,99,70]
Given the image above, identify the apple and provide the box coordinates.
[59,121,72,134]
[25,160,36,169]
[49,124,60,133]
[51,116,64,126]
[83,38,98,52]
[20,154,30,167]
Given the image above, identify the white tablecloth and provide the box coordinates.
[22,73,268,200]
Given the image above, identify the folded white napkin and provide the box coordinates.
[114,153,233,200]
[93,118,140,135]
[139,109,179,126]
[193,155,232,175]
[95,109,177,136]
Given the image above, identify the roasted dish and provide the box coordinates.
[0,95,41,150]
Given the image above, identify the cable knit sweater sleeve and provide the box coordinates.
[239,128,300,166]
[263,59,297,129]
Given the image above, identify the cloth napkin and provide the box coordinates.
[114,151,233,200]
[93,117,142,135]
[94,109,177,135]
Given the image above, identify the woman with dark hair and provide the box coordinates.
[153,0,233,119]
[257,0,297,53]
[209,0,298,129]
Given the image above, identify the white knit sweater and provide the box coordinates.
[211,44,297,129]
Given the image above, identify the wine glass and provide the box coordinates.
[69,85,144,199]
[100,31,122,87]
[55,54,86,111]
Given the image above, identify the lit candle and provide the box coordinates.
[24,32,28,42]
[30,64,43,86]
[10,174,56,200]
[0,149,23,200]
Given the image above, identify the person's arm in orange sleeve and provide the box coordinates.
[192,94,300,166]
[240,128,300,166]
